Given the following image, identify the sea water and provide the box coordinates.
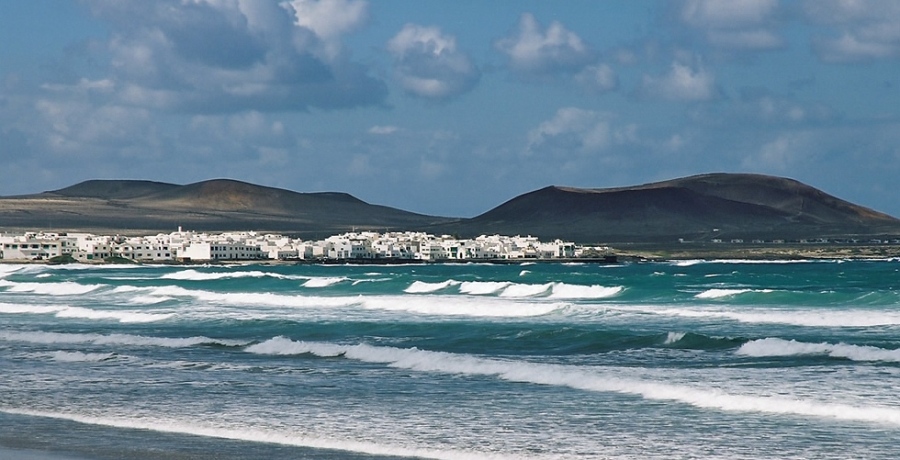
[1,259,899,459]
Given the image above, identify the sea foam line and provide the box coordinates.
[0,280,103,296]
[0,330,248,348]
[0,408,525,460]
[0,303,173,323]
[405,280,461,293]
[738,338,900,362]
[246,338,900,426]
[695,288,773,299]
[607,305,900,328]
[160,269,311,281]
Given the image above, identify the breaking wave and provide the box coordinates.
[0,280,103,296]
[405,280,461,293]
[245,338,900,426]
[738,338,900,362]
[695,288,773,299]
[0,330,249,348]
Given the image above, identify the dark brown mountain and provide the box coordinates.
[0,179,455,237]
[1,173,898,243]
[432,173,900,243]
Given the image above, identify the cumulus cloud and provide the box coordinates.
[804,0,900,62]
[679,0,784,51]
[527,107,614,155]
[574,64,618,93]
[77,0,386,113]
[639,61,718,101]
[742,132,815,171]
[495,13,595,76]
[387,24,480,100]
[286,0,369,58]
[737,89,836,124]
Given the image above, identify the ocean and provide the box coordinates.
[1,259,899,459]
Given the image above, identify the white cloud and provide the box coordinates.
[368,125,399,135]
[804,0,900,62]
[679,0,784,51]
[495,13,594,76]
[742,132,814,171]
[640,62,717,101]
[285,0,368,58]
[527,107,614,155]
[574,64,618,93]
[387,24,480,100]
[79,0,386,113]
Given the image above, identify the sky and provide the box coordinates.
[1,0,899,218]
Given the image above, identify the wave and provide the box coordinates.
[0,330,249,348]
[459,281,511,295]
[146,285,359,309]
[548,284,623,300]
[55,306,174,323]
[405,280,461,293]
[0,408,516,460]
[0,303,172,323]
[664,332,686,345]
[0,280,103,296]
[695,288,773,299]
[144,285,560,318]
[738,338,900,362]
[47,351,118,362]
[302,277,348,288]
[671,259,826,266]
[612,305,900,328]
[499,283,552,298]
[245,338,900,426]
[361,296,565,317]
[161,269,301,281]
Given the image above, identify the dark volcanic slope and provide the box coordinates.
[2,174,898,242]
[0,179,455,236]
[436,173,900,243]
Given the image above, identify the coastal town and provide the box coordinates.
[0,229,602,263]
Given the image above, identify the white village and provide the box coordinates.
[0,228,603,263]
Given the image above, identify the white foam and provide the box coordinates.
[361,296,563,317]
[499,283,552,298]
[128,295,174,305]
[607,304,900,328]
[0,330,249,348]
[664,332,686,344]
[548,283,623,300]
[518,270,530,276]
[459,281,511,295]
[54,306,174,323]
[47,351,117,362]
[0,280,103,296]
[302,277,348,288]
[738,338,900,362]
[0,408,519,460]
[0,302,63,315]
[405,280,461,293]
[695,288,773,299]
[247,339,900,426]
[161,269,301,281]
[147,285,359,309]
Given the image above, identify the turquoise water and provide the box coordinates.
[1,260,900,459]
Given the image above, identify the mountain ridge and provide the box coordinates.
[2,173,899,243]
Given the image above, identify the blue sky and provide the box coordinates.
[1,0,899,218]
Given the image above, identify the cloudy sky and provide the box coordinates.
[1,0,899,218]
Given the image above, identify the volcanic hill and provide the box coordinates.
[1,173,898,243]
[0,179,455,237]
[434,173,900,243]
